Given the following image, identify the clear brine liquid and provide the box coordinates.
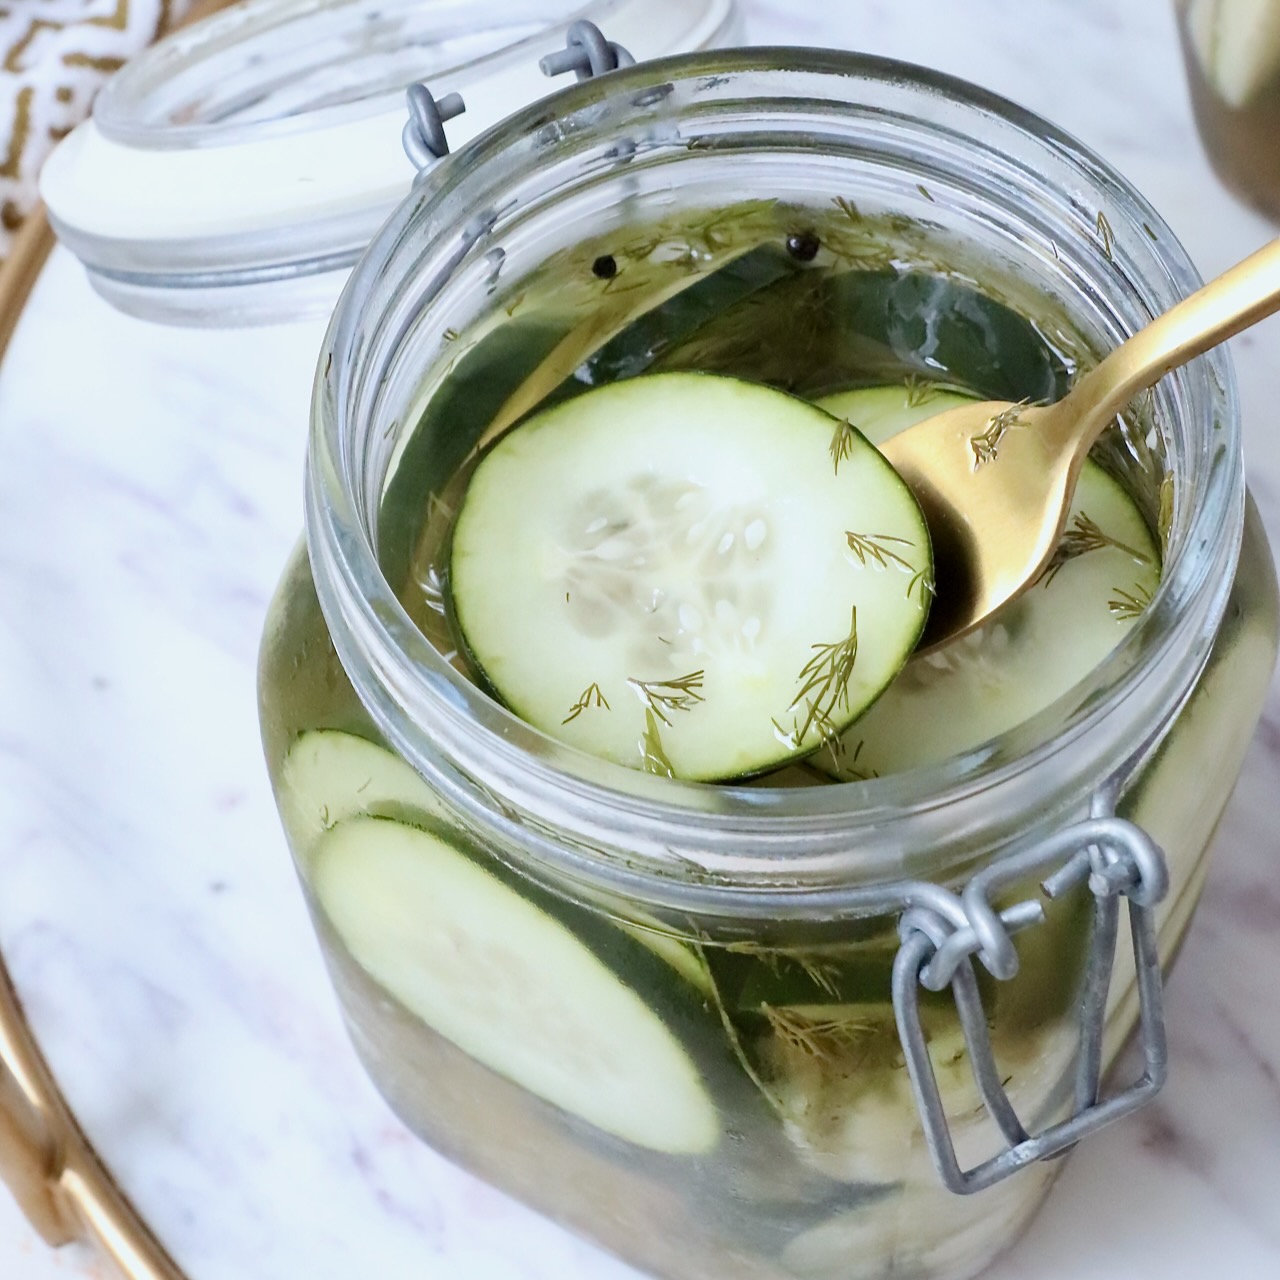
[387,199,1166,782]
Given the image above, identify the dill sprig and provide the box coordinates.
[762,1004,876,1060]
[773,702,846,761]
[1096,209,1115,261]
[600,271,648,296]
[970,399,1030,468]
[639,708,676,777]
[1040,511,1153,586]
[723,942,843,997]
[763,1005,831,1059]
[1158,475,1174,555]
[725,938,783,977]
[693,941,784,1116]
[907,566,936,604]
[837,738,880,783]
[791,953,842,998]
[562,682,610,725]
[1109,583,1154,620]
[904,373,939,408]
[916,182,936,204]
[822,229,897,271]
[698,204,773,254]
[628,670,706,725]
[788,608,859,744]
[845,531,916,573]
[829,418,858,475]
[845,532,932,603]
[618,234,663,262]
[833,196,863,224]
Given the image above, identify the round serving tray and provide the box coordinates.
[3,4,1280,1278]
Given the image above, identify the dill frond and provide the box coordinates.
[1096,209,1115,261]
[845,532,931,603]
[845,531,917,573]
[970,399,1030,468]
[1108,583,1154,620]
[562,682,610,725]
[1041,511,1153,586]
[628,671,706,726]
[1158,475,1174,555]
[904,373,938,408]
[694,942,785,1116]
[763,1004,878,1058]
[788,609,859,744]
[837,738,880,783]
[829,418,858,475]
[833,196,863,224]
[639,708,676,777]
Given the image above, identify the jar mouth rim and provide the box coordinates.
[307,46,1242,870]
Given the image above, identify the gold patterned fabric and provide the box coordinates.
[0,0,195,263]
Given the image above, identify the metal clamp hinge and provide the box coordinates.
[401,20,635,176]
[402,85,466,175]
[892,810,1170,1195]
[539,20,636,82]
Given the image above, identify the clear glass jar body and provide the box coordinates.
[259,51,1278,1280]
[1178,0,1280,220]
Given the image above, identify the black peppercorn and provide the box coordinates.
[592,254,619,279]
[786,231,821,262]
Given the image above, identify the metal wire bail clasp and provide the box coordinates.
[892,807,1170,1195]
[539,20,636,82]
[402,85,466,177]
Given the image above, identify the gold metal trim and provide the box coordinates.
[0,2,235,1274]
[0,962,185,1278]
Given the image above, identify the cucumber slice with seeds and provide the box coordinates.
[313,815,722,1154]
[449,372,931,781]
[812,384,1161,777]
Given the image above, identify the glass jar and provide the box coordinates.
[258,48,1278,1280]
[1178,0,1280,220]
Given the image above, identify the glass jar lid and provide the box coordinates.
[39,0,737,326]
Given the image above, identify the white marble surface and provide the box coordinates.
[2,1,1280,1277]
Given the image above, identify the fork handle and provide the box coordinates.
[1063,236,1280,442]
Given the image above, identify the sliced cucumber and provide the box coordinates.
[816,385,978,448]
[379,315,574,588]
[540,244,798,410]
[312,815,721,1154]
[278,730,445,859]
[449,372,931,781]
[617,918,716,1000]
[380,243,798,587]
[1187,0,1280,108]
[810,384,1161,778]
